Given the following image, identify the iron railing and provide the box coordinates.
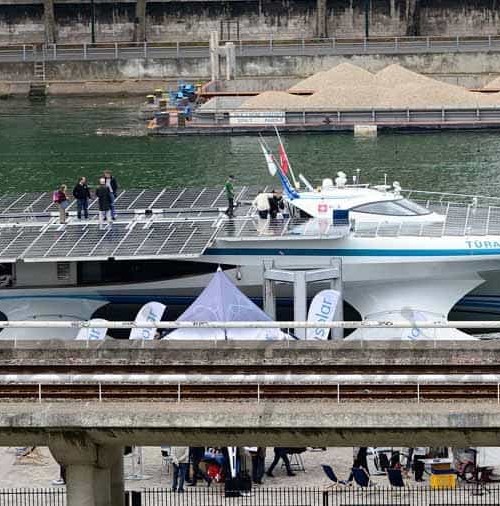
[0,488,66,506]
[4,486,500,506]
[3,35,500,63]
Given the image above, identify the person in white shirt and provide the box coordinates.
[253,191,272,219]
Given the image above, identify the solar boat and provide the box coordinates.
[0,178,499,339]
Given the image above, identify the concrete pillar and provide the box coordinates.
[108,447,125,506]
[43,0,56,44]
[209,31,220,81]
[316,0,327,38]
[263,277,276,320]
[406,0,421,36]
[224,42,236,80]
[66,464,97,506]
[134,0,147,42]
[50,435,124,506]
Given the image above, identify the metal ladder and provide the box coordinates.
[29,46,47,99]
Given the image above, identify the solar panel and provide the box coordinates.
[113,189,144,211]
[151,188,186,209]
[1,226,44,258]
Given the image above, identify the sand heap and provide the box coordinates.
[289,62,376,92]
[239,91,305,110]
[239,63,500,110]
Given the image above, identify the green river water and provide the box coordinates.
[1,97,500,195]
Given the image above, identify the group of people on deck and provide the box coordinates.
[53,170,118,226]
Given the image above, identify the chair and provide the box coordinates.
[321,464,348,489]
[387,468,406,488]
[351,467,376,488]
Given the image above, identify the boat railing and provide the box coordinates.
[403,188,500,206]
[220,199,500,240]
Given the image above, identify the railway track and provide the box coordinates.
[0,382,499,402]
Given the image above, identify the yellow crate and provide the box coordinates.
[430,473,457,489]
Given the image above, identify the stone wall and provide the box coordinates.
[2,51,500,90]
[1,0,500,45]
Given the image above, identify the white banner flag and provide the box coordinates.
[75,318,108,341]
[306,290,340,340]
[129,302,166,340]
[259,141,278,176]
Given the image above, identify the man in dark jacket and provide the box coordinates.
[72,176,91,220]
[96,177,112,228]
[266,447,295,477]
[268,190,284,219]
[103,169,118,220]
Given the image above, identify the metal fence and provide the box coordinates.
[3,35,500,63]
[195,108,500,127]
[4,486,500,506]
[0,488,66,506]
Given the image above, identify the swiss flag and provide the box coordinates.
[278,143,289,175]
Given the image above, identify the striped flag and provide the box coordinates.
[278,142,290,175]
[259,140,278,176]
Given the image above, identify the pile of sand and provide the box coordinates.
[290,63,375,92]
[239,63,500,110]
[483,76,500,89]
[240,91,305,110]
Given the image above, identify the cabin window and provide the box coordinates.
[56,262,71,281]
[352,199,431,216]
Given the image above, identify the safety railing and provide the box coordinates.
[3,486,500,506]
[3,35,500,63]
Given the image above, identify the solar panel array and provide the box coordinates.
[0,185,269,262]
[0,186,259,218]
[0,219,218,263]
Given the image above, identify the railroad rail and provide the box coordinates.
[1,377,500,402]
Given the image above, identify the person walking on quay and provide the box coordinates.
[224,175,235,218]
[171,446,190,493]
[103,169,118,220]
[72,176,91,220]
[53,184,69,224]
[95,177,112,228]
[266,447,295,477]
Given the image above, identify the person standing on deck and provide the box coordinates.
[54,185,69,224]
[72,176,91,220]
[224,175,235,218]
[103,169,118,220]
[95,177,112,228]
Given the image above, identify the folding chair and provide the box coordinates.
[387,468,406,488]
[321,464,349,489]
[351,467,376,488]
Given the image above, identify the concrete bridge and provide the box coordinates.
[2,340,500,506]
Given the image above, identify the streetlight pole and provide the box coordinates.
[90,0,96,43]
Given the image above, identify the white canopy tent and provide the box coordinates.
[165,270,288,341]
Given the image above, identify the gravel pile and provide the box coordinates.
[239,64,500,111]
[289,63,376,92]
[240,91,304,110]
[483,76,500,89]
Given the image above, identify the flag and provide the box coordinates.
[306,290,340,340]
[278,142,290,175]
[259,141,278,176]
[129,301,167,340]
[75,319,108,341]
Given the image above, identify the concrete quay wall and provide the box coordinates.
[0,340,498,369]
[2,52,500,92]
[1,0,500,44]
[2,401,500,447]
